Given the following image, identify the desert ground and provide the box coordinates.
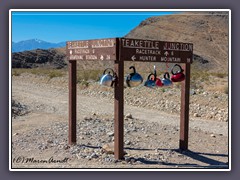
[11,71,229,169]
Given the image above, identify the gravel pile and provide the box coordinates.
[12,114,228,168]
[79,83,228,122]
[12,100,29,118]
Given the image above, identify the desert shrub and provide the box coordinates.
[212,72,227,78]
[161,88,166,93]
[77,70,102,83]
[12,68,65,78]
[12,69,21,76]
[224,85,229,94]
[48,70,64,79]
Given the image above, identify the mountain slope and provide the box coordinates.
[12,39,65,52]
[12,48,67,69]
[126,12,229,72]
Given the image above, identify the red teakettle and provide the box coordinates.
[171,64,185,82]
[154,65,163,87]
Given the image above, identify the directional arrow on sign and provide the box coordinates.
[164,51,169,56]
[100,55,104,60]
[131,55,136,61]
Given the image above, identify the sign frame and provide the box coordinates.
[66,37,193,160]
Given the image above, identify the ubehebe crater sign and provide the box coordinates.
[66,38,193,63]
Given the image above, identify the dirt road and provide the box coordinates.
[11,75,229,169]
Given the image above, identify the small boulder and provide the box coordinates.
[102,143,114,154]
[125,113,133,119]
[107,132,114,137]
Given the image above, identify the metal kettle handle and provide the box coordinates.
[129,66,136,74]
[103,68,114,75]
[171,64,184,75]
[154,65,157,77]
[164,72,170,79]
[147,73,156,81]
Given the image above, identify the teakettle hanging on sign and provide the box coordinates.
[162,72,172,86]
[126,66,143,87]
[171,64,185,82]
[144,73,156,88]
[153,65,163,87]
[100,68,117,87]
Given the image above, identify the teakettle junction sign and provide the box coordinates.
[66,37,193,160]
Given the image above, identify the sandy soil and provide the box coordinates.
[11,74,229,169]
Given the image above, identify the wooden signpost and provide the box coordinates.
[66,37,193,159]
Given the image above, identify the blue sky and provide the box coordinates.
[11,11,177,43]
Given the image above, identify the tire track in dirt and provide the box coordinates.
[12,77,228,136]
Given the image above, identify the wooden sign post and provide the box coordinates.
[114,40,124,159]
[68,60,77,145]
[66,37,193,160]
[180,63,191,150]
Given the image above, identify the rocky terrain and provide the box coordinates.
[11,73,229,169]
[126,11,229,72]
[12,100,29,118]
[12,48,66,69]
[79,82,228,122]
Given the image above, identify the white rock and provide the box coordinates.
[194,113,200,117]
[125,113,133,119]
[210,134,216,138]
[107,132,114,137]
[125,140,131,145]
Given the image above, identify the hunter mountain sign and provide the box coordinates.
[66,38,193,63]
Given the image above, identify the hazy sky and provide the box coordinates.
[11,11,176,43]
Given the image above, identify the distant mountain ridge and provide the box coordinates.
[12,39,66,52]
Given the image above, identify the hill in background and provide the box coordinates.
[12,12,229,73]
[126,11,228,73]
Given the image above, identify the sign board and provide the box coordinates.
[120,38,193,63]
[66,38,116,61]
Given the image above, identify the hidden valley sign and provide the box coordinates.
[67,38,193,63]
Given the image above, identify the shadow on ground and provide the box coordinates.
[77,144,228,169]
[125,147,229,168]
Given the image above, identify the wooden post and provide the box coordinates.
[179,63,191,150]
[69,60,77,145]
[114,39,124,160]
